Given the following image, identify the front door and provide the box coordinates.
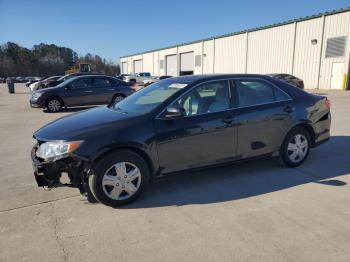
[155,80,238,174]
[330,62,344,90]
[63,77,94,106]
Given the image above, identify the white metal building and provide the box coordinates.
[120,8,350,90]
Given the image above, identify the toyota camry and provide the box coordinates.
[31,74,331,207]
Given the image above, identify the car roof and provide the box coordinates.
[169,74,309,101]
[72,74,110,79]
[167,74,277,83]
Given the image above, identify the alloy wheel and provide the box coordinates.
[287,134,308,163]
[47,99,61,112]
[102,162,141,200]
[114,96,124,103]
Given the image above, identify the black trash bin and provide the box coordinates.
[6,79,15,94]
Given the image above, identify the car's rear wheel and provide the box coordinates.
[280,127,310,167]
[112,94,125,104]
[46,97,63,112]
[88,150,149,207]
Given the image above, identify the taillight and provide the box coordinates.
[325,98,331,108]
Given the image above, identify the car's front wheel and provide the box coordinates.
[46,97,63,112]
[280,127,311,167]
[88,150,149,207]
[112,94,125,104]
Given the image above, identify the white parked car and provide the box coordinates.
[29,81,41,91]
[124,72,155,84]
[142,75,173,86]
[29,76,61,92]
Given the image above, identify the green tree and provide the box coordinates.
[0,42,119,77]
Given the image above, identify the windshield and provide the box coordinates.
[54,76,81,88]
[58,74,75,82]
[112,78,189,114]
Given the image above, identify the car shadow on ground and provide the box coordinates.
[119,136,349,209]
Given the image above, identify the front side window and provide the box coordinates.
[174,80,230,116]
[235,80,290,107]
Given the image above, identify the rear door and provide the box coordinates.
[91,77,122,104]
[63,77,94,106]
[233,78,294,158]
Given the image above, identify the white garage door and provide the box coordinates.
[133,60,142,74]
[122,62,128,74]
[166,55,177,76]
[180,52,194,75]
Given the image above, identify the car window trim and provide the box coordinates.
[93,76,109,87]
[156,78,234,119]
[233,77,293,108]
[156,77,293,120]
[70,78,92,89]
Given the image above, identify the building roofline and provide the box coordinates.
[120,6,350,59]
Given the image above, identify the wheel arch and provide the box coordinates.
[112,93,126,102]
[281,121,316,148]
[45,95,65,107]
[92,146,156,179]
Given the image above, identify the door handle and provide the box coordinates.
[84,90,93,93]
[108,88,115,91]
[283,105,295,114]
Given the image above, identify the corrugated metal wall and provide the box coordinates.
[153,51,159,76]
[247,24,295,74]
[120,10,350,89]
[319,11,350,89]
[214,34,247,73]
[203,40,214,74]
[293,17,323,89]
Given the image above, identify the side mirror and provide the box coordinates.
[164,106,186,119]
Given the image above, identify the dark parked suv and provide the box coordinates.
[267,74,304,89]
[31,74,331,207]
[30,75,134,112]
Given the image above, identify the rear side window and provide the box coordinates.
[94,77,111,87]
[274,87,291,101]
[70,78,92,89]
[93,77,122,87]
[235,80,290,107]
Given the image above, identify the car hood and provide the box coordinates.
[34,85,62,93]
[33,106,140,141]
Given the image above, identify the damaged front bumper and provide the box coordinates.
[31,144,90,192]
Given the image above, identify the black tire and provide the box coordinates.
[46,97,63,112]
[129,79,136,84]
[280,126,311,167]
[88,150,150,207]
[112,94,125,104]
